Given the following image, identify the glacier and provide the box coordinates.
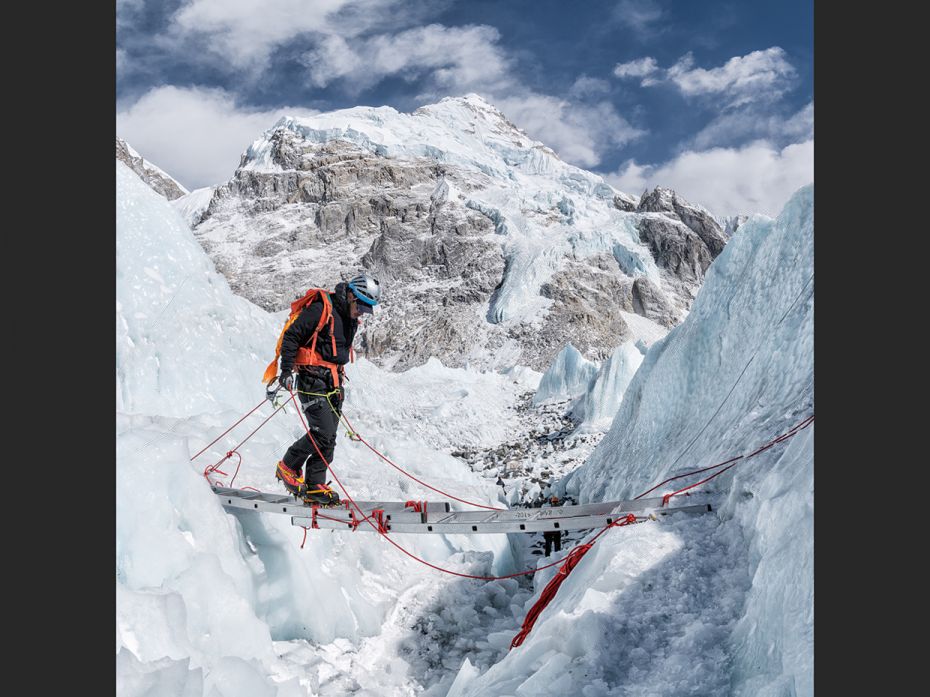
[117,141,813,696]
[455,185,814,696]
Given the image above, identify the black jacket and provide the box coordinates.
[279,285,358,376]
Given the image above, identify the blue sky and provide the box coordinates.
[116,0,813,217]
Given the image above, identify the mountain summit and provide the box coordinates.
[178,95,727,372]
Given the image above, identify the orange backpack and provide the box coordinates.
[262,288,343,387]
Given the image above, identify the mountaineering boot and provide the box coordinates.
[302,483,341,507]
[275,460,306,496]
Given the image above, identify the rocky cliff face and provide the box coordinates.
[185,95,727,372]
[634,187,729,305]
[116,137,188,201]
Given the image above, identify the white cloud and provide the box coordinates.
[690,102,813,150]
[116,86,319,189]
[614,47,797,108]
[168,0,402,72]
[612,0,665,33]
[304,24,511,93]
[613,57,659,79]
[305,34,363,85]
[170,0,341,72]
[668,47,795,106]
[607,139,813,218]
[495,95,645,168]
[300,22,644,170]
[569,76,612,99]
[118,4,646,185]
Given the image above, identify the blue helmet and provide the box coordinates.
[347,274,382,308]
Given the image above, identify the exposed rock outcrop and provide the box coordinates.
[115,137,188,201]
[634,187,729,307]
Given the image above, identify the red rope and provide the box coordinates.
[510,515,637,649]
[190,399,266,461]
[229,452,244,487]
[661,462,740,506]
[634,455,743,500]
[315,510,359,531]
[339,411,505,511]
[658,415,814,506]
[200,401,289,486]
[372,509,388,534]
[509,415,814,649]
[291,391,814,588]
[292,391,813,647]
[637,415,815,501]
[289,390,585,580]
[203,451,238,483]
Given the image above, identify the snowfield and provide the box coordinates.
[117,157,812,697]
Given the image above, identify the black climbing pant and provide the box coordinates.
[543,531,562,557]
[282,369,344,487]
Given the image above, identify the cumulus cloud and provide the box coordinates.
[166,0,412,73]
[613,47,796,108]
[690,102,813,150]
[606,139,813,218]
[613,57,659,80]
[300,22,644,169]
[303,24,511,93]
[116,86,319,189]
[668,47,795,106]
[495,95,645,168]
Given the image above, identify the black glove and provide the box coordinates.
[278,372,294,391]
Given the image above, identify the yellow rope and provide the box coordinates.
[295,387,360,440]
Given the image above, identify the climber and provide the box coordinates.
[542,495,564,557]
[265,274,382,505]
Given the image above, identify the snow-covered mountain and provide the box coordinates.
[117,137,189,201]
[180,94,727,372]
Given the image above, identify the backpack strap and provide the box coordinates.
[262,289,330,384]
